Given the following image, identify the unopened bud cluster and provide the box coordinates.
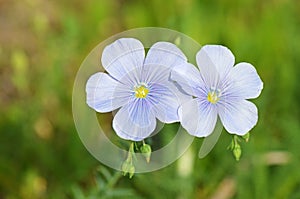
[121,141,152,178]
[228,133,250,161]
[121,160,135,179]
[140,143,152,163]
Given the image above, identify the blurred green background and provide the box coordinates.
[1,0,300,198]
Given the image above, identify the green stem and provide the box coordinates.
[126,142,135,163]
[234,135,240,145]
[106,171,123,189]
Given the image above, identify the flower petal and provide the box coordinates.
[101,38,145,80]
[86,72,130,113]
[196,48,219,89]
[171,63,206,96]
[144,42,187,68]
[218,100,258,135]
[112,99,156,141]
[196,45,235,87]
[149,82,191,123]
[139,64,170,86]
[179,98,218,137]
[224,62,263,99]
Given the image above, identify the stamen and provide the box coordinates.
[135,85,149,98]
[207,89,220,104]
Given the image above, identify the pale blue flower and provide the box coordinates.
[171,45,263,137]
[86,38,190,141]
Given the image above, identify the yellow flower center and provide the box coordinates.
[135,85,149,98]
[207,91,220,104]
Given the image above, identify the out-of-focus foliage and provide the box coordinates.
[0,0,300,198]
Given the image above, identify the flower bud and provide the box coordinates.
[128,165,135,179]
[140,144,152,163]
[121,160,131,176]
[233,143,242,161]
[242,132,250,142]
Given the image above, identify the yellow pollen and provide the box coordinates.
[207,91,219,104]
[135,85,149,98]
